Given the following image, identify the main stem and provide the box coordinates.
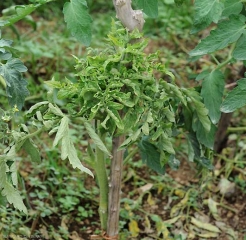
[106,134,125,237]
[94,134,109,231]
[105,1,144,237]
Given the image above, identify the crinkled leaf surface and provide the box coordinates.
[0,59,29,110]
[63,0,92,46]
[191,0,223,34]
[201,70,225,124]
[221,79,246,113]
[233,33,246,60]
[135,0,158,18]
[138,137,164,175]
[190,16,246,56]
[2,182,27,214]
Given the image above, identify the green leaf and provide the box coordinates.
[22,138,41,163]
[106,107,124,130]
[0,61,29,110]
[191,0,224,34]
[0,39,13,47]
[196,122,217,149]
[6,58,27,72]
[201,70,225,124]
[26,101,49,115]
[2,182,27,214]
[195,69,210,81]
[53,116,69,147]
[138,137,164,174]
[53,117,93,176]
[63,0,92,46]
[233,33,246,60]
[84,121,111,156]
[61,136,93,177]
[0,160,7,188]
[190,15,246,56]
[187,132,201,159]
[48,103,64,117]
[196,157,214,170]
[220,78,246,112]
[135,0,158,18]
[222,0,243,18]
[168,155,180,170]
[185,89,211,132]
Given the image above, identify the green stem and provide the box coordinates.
[216,57,232,70]
[216,43,236,70]
[227,127,246,132]
[94,133,109,231]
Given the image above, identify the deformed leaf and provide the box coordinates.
[220,79,246,113]
[53,116,69,147]
[61,136,93,177]
[84,121,111,156]
[48,103,64,117]
[63,0,92,46]
[2,182,27,214]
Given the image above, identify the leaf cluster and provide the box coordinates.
[47,23,212,174]
[190,0,246,113]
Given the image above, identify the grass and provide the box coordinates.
[1,1,246,239]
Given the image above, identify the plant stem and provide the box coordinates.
[106,134,125,237]
[94,134,109,231]
[227,127,246,132]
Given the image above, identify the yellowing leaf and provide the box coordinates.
[191,217,220,233]
[147,193,155,206]
[129,220,140,237]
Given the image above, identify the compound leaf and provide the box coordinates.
[201,70,225,124]
[190,15,246,56]
[220,79,246,113]
[135,0,158,18]
[191,0,223,34]
[63,0,92,46]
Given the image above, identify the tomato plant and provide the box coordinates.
[1,0,246,238]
